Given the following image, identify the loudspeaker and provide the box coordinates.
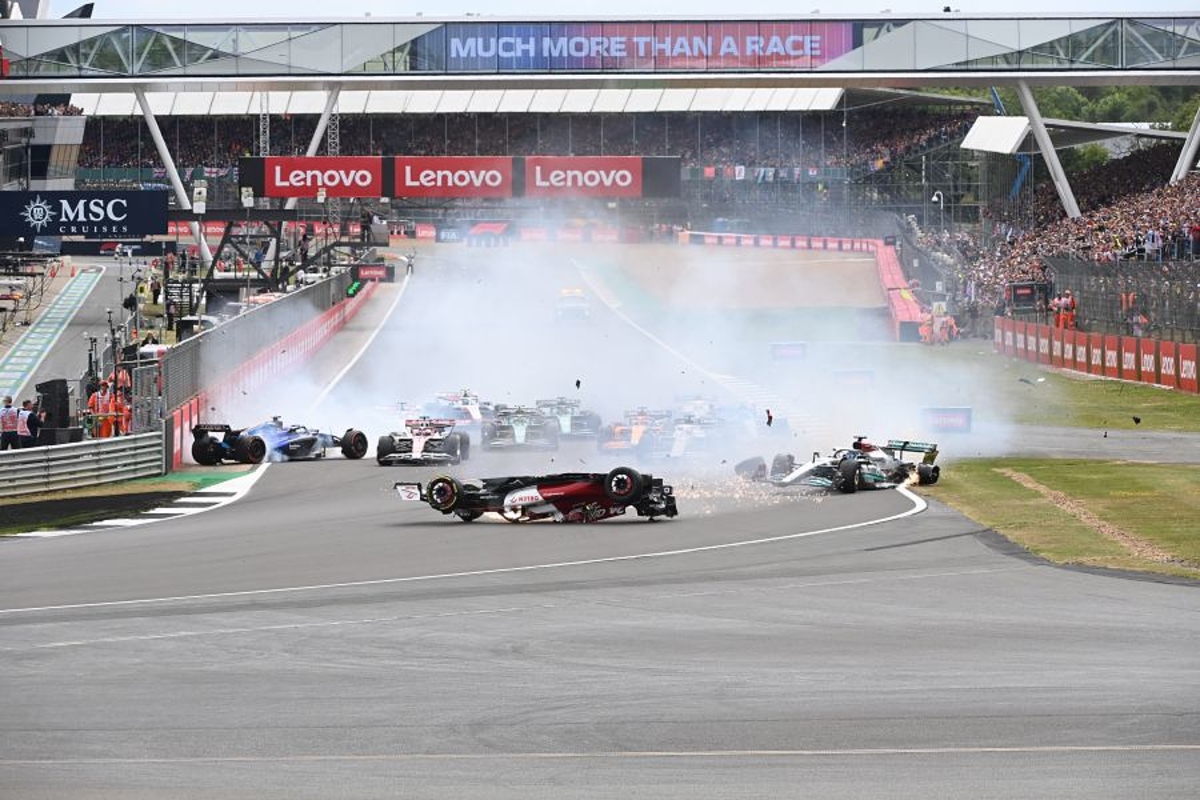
[35,379,72,428]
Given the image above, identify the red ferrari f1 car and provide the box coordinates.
[394,466,678,523]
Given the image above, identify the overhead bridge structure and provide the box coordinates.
[1,13,1198,257]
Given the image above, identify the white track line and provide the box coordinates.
[2,743,1196,766]
[0,488,926,614]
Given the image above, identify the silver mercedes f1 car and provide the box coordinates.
[735,436,941,493]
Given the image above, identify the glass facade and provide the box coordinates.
[0,17,1195,80]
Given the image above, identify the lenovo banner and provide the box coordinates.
[242,156,681,199]
[246,156,387,198]
[0,191,168,238]
[524,157,643,198]
[395,157,513,198]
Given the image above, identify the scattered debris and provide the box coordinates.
[1132,416,1142,425]
[765,408,774,427]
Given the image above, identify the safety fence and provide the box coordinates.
[0,431,164,499]
[993,317,1199,394]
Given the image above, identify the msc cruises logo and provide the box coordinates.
[20,195,55,232]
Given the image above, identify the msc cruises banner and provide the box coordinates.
[0,191,169,238]
[416,21,855,71]
[240,156,681,200]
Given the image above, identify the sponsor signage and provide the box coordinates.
[249,156,385,198]
[395,156,512,198]
[769,341,807,361]
[434,21,854,72]
[524,156,643,198]
[354,263,390,281]
[1103,335,1120,378]
[1139,339,1159,385]
[1180,344,1198,394]
[1159,341,1177,389]
[0,191,168,237]
[1120,336,1140,382]
[922,406,972,434]
[242,156,679,199]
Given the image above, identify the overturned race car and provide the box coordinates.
[377,416,470,466]
[395,466,678,523]
[191,417,369,465]
[735,436,941,493]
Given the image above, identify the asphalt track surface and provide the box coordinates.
[1,248,1198,799]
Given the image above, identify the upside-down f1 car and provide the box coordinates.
[735,436,941,493]
[191,417,369,465]
[394,466,678,523]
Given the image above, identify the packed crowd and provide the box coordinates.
[0,101,83,117]
[916,144,1200,311]
[74,108,976,176]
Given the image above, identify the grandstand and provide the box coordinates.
[0,9,1198,341]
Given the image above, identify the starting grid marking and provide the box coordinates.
[14,467,267,538]
[0,268,103,400]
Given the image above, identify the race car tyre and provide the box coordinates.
[734,456,767,481]
[341,429,369,459]
[583,412,602,435]
[235,434,267,464]
[426,475,464,513]
[604,466,645,504]
[376,435,395,465]
[454,509,482,522]
[837,458,861,494]
[458,433,470,462]
[191,434,224,466]
[481,423,496,447]
[771,453,796,478]
[917,463,941,485]
[543,423,559,449]
[444,433,463,465]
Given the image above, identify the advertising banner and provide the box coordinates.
[394,156,512,198]
[1120,336,1140,382]
[1074,331,1090,373]
[921,407,972,434]
[1090,333,1104,375]
[1179,344,1198,394]
[435,20,854,72]
[1062,329,1075,370]
[250,156,385,199]
[1159,341,1177,389]
[523,156,643,198]
[1051,327,1063,368]
[1037,324,1051,365]
[1103,335,1120,378]
[1139,339,1158,385]
[0,191,168,238]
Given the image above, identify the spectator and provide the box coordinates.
[18,399,42,448]
[0,396,19,450]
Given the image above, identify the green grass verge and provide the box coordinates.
[0,467,252,535]
[922,459,1200,580]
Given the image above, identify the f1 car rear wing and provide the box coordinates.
[193,423,234,434]
[886,439,940,463]
[536,397,580,409]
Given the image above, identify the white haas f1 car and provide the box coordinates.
[735,436,941,493]
[395,466,677,523]
[376,416,470,466]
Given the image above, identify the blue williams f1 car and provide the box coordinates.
[191,417,369,465]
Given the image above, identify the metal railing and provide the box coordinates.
[0,431,164,498]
